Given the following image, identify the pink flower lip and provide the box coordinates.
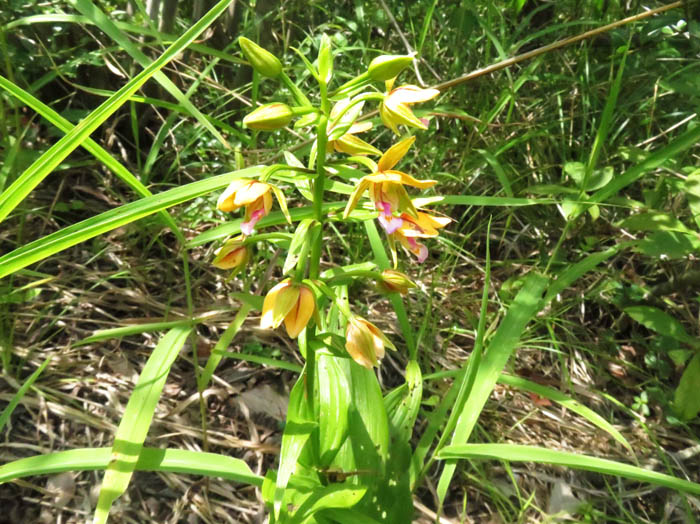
[241,208,266,235]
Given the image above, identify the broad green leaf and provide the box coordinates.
[564,162,613,191]
[0,0,234,225]
[94,326,192,523]
[624,306,697,346]
[0,167,264,280]
[385,360,423,444]
[684,169,700,229]
[68,0,229,149]
[0,447,262,486]
[674,353,700,420]
[620,211,694,235]
[275,372,316,519]
[317,353,350,467]
[438,444,700,496]
[290,485,366,524]
[0,356,51,431]
[435,226,492,503]
[637,231,700,259]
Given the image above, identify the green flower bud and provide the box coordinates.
[377,269,416,295]
[368,55,414,81]
[238,36,282,78]
[243,103,293,131]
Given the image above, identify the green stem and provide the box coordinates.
[308,115,328,280]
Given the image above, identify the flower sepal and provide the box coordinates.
[368,54,414,82]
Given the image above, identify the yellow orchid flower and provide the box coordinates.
[390,211,451,263]
[345,316,396,369]
[217,179,290,235]
[260,279,316,339]
[212,236,249,272]
[380,81,440,135]
[343,136,437,233]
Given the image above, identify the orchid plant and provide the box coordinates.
[211,36,448,520]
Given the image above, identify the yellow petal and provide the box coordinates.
[379,102,400,135]
[260,280,298,329]
[233,181,270,207]
[383,102,426,131]
[415,211,451,230]
[335,134,382,156]
[217,179,251,212]
[347,121,373,134]
[389,85,440,105]
[384,170,438,189]
[343,178,371,218]
[378,136,416,172]
[284,286,315,338]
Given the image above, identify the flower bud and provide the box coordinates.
[238,37,283,78]
[368,55,414,82]
[377,269,416,295]
[345,316,396,369]
[212,237,249,271]
[243,103,293,131]
[261,280,316,339]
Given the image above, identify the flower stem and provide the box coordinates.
[308,114,328,280]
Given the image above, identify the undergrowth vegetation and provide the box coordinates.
[1,0,699,522]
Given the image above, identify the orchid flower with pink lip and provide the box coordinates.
[217,179,290,235]
[380,79,440,135]
[390,211,451,263]
[343,136,437,233]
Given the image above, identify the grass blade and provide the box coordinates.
[438,443,700,496]
[0,447,262,486]
[0,0,234,224]
[0,167,263,280]
[93,326,191,524]
[0,74,182,237]
[436,272,549,503]
[68,0,229,149]
[199,303,253,390]
[0,356,51,431]
[498,374,632,451]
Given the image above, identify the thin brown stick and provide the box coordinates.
[432,1,683,91]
